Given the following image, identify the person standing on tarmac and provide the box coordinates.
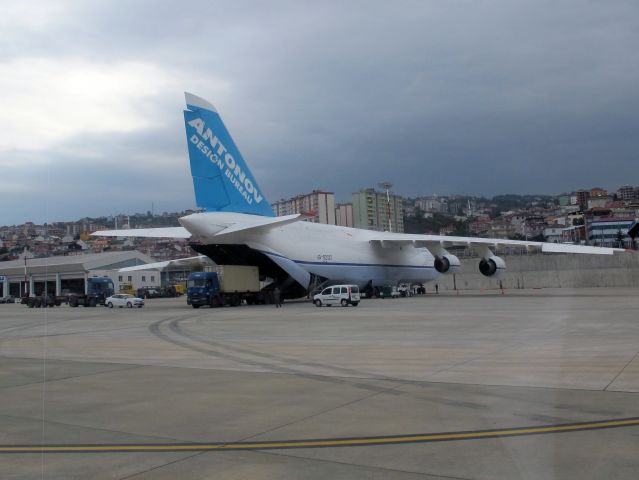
[273,286,282,308]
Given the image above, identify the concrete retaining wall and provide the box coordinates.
[435,253,639,291]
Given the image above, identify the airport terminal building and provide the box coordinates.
[0,251,157,298]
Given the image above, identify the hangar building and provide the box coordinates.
[0,251,156,298]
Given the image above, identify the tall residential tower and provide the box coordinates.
[352,188,404,232]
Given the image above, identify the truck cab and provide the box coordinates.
[68,277,114,307]
[187,271,221,308]
[89,277,115,298]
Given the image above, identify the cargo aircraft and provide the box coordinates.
[94,93,624,297]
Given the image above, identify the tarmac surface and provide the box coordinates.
[1,288,638,479]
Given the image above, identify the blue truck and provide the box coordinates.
[187,266,261,308]
[68,277,115,307]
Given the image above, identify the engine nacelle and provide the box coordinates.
[478,255,506,278]
[434,253,461,274]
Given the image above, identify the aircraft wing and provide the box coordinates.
[118,255,212,272]
[369,233,624,256]
[91,227,191,238]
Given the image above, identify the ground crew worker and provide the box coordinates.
[273,286,282,308]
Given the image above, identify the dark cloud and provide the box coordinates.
[2,0,638,224]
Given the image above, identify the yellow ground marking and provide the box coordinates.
[2,417,638,454]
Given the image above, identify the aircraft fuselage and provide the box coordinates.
[180,212,440,288]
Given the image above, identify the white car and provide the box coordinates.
[106,294,145,308]
[313,285,360,307]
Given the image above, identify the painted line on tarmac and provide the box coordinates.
[2,417,639,454]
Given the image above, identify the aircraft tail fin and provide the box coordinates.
[184,93,274,217]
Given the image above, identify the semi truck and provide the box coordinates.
[187,265,261,308]
[23,277,114,308]
[68,277,115,307]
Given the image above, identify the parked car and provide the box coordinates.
[313,285,360,307]
[137,286,180,298]
[0,295,16,304]
[137,287,162,298]
[105,294,145,308]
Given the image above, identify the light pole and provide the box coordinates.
[378,181,393,233]
[23,249,28,298]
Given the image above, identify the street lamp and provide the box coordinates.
[23,249,28,298]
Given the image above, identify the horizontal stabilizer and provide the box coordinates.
[92,227,191,239]
[214,214,306,236]
[178,212,308,239]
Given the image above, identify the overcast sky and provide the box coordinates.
[1,0,638,225]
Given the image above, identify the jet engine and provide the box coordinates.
[434,253,461,274]
[478,255,506,278]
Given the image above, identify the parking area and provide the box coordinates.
[1,288,639,479]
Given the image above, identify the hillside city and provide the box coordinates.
[2,184,638,263]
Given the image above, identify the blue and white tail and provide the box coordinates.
[183,92,274,217]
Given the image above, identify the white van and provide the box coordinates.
[313,285,360,307]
